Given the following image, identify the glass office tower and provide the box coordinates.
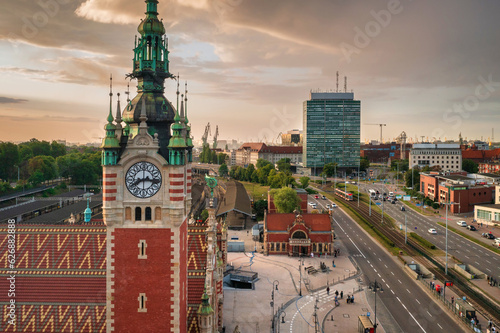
[303,92,360,173]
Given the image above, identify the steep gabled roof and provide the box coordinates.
[266,213,331,232]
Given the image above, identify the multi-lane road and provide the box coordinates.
[363,183,500,282]
[307,194,465,332]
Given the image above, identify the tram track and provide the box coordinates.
[334,193,500,324]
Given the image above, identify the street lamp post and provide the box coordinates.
[443,201,458,275]
[369,280,384,332]
[298,257,304,296]
[369,194,372,216]
[404,209,407,244]
[271,280,280,332]
[358,165,360,208]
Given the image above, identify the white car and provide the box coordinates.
[331,203,337,208]
[326,204,331,209]
[457,221,467,227]
[428,228,437,234]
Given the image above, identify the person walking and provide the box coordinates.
[340,291,343,299]
[335,290,339,297]
[327,286,330,295]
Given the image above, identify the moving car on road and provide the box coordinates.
[467,225,477,231]
[457,221,467,227]
[428,228,437,234]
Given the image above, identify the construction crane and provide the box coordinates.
[364,123,387,143]
[395,131,407,159]
[274,132,283,145]
[201,123,211,146]
[213,125,219,149]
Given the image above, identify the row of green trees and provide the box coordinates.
[222,158,296,189]
[0,139,102,195]
[320,157,370,177]
[198,144,228,164]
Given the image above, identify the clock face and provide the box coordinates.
[125,162,162,198]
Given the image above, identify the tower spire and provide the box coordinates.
[108,75,114,123]
[176,74,180,113]
[184,81,189,125]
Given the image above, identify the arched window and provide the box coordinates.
[292,231,307,239]
[135,207,142,221]
[145,207,152,221]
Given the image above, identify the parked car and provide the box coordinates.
[457,221,467,227]
[401,206,405,211]
[482,233,495,239]
[467,225,477,231]
[391,200,396,204]
[428,228,437,234]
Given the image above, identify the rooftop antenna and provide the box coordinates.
[336,71,339,92]
[421,135,425,143]
[344,76,347,93]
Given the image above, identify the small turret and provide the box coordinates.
[197,289,214,333]
[168,96,187,165]
[101,76,121,165]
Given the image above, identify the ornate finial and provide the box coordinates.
[176,73,180,113]
[140,97,147,123]
[205,175,218,199]
[115,92,122,125]
[126,82,130,102]
[184,81,189,124]
[107,75,114,123]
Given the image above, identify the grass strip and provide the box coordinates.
[437,222,500,255]
[409,232,436,249]
[323,193,403,256]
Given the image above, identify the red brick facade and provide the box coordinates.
[264,213,333,256]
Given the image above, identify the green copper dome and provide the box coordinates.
[138,17,165,35]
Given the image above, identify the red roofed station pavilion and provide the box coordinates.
[264,213,334,256]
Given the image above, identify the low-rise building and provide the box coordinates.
[420,172,496,213]
[410,143,462,172]
[361,142,411,163]
[263,212,334,256]
[235,143,302,167]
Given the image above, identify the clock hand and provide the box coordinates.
[133,178,144,186]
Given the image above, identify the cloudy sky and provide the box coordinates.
[1,0,500,145]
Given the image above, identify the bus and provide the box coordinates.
[368,189,376,199]
[335,188,354,201]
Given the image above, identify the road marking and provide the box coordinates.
[367,260,370,264]
[378,273,381,277]
[391,272,394,275]
[486,260,491,264]
[384,265,388,268]
[391,289,395,294]
[427,311,432,317]
[407,289,411,294]
[437,323,443,329]
[398,279,402,284]
[332,216,366,258]
[486,268,492,272]
[416,299,420,304]
[475,261,480,265]
[382,279,386,283]
[395,296,428,333]
[374,269,377,273]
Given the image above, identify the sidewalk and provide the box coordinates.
[223,248,379,332]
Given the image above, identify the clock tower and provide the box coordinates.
[101,1,193,332]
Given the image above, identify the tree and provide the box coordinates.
[200,209,209,221]
[219,164,229,177]
[216,153,228,165]
[0,142,20,181]
[360,157,370,171]
[27,156,57,181]
[390,159,408,172]
[199,144,212,163]
[299,176,310,189]
[276,158,291,173]
[405,167,421,191]
[253,199,268,220]
[246,164,256,182]
[271,187,301,213]
[256,158,272,169]
[257,164,274,185]
[50,141,67,158]
[322,163,337,177]
[462,159,478,173]
[71,160,99,185]
[229,165,239,179]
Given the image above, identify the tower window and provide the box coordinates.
[138,240,147,259]
[145,207,152,221]
[135,207,142,221]
[138,293,147,312]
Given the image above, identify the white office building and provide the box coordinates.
[409,143,462,172]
